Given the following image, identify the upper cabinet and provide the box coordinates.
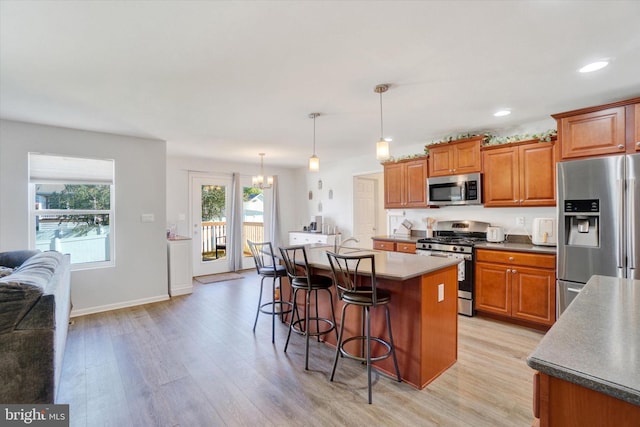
[427,136,482,177]
[482,140,556,207]
[552,97,640,159]
[383,157,429,209]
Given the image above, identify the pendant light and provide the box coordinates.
[308,112,320,172]
[375,84,390,161]
[252,153,273,189]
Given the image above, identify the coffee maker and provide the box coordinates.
[309,215,322,232]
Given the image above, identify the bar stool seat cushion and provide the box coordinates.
[258,264,287,277]
[342,287,391,305]
[290,274,333,290]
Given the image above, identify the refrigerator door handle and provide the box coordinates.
[618,179,625,271]
[630,177,636,270]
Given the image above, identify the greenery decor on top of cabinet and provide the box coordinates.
[427,135,482,177]
[482,139,556,207]
[383,157,429,209]
[552,96,640,159]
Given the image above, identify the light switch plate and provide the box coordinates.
[141,213,155,223]
[438,283,444,302]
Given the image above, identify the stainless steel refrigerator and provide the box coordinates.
[557,153,640,316]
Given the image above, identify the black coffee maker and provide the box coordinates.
[308,215,322,232]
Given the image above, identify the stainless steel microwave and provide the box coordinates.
[427,173,482,206]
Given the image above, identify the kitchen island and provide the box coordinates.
[291,245,460,389]
[527,275,640,426]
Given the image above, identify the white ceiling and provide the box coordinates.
[1,1,639,168]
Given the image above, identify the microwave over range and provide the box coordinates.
[427,172,482,206]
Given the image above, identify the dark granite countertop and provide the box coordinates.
[527,275,640,406]
[371,235,422,243]
[474,241,557,255]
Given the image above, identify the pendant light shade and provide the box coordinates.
[374,84,391,161]
[252,153,273,189]
[309,112,320,172]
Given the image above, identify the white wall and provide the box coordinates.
[294,117,558,240]
[0,119,168,315]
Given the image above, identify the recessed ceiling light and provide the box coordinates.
[579,61,609,73]
[494,110,511,117]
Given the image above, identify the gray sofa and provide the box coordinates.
[0,250,71,403]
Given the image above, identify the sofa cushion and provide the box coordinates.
[0,251,64,335]
[0,250,41,269]
[0,267,13,278]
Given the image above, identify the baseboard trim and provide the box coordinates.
[70,294,170,317]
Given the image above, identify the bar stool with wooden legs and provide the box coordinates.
[325,251,401,404]
[248,240,292,343]
[279,245,338,370]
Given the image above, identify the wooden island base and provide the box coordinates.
[289,263,459,390]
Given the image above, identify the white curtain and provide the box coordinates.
[228,172,243,271]
[269,175,282,248]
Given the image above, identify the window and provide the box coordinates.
[29,154,115,269]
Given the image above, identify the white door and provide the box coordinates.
[353,175,378,249]
[191,174,231,276]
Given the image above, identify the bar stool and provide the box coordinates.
[279,245,338,370]
[247,240,292,343]
[325,251,401,404]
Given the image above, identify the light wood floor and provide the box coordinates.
[58,270,544,427]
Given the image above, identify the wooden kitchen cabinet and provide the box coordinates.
[532,371,640,427]
[552,96,640,159]
[372,239,416,254]
[482,140,556,207]
[383,157,429,209]
[428,136,482,177]
[373,239,396,251]
[475,249,556,327]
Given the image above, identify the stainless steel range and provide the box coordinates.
[416,220,490,316]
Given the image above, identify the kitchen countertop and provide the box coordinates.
[303,244,460,281]
[372,234,422,243]
[373,235,557,254]
[474,241,557,254]
[527,275,640,406]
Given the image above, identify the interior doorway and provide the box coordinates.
[353,173,385,249]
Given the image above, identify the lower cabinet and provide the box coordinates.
[372,239,416,254]
[475,249,556,327]
[289,232,337,246]
[167,237,193,296]
[532,371,640,426]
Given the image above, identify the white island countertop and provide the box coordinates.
[301,245,460,281]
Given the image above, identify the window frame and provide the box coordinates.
[28,154,116,271]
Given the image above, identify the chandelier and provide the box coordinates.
[252,153,273,189]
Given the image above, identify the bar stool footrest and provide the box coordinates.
[259,301,293,316]
[290,318,336,337]
[339,335,394,363]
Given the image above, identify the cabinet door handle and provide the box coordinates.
[618,144,625,149]
[512,269,517,274]
[508,256,514,261]
[636,141,640,147]
[506,269,511,273]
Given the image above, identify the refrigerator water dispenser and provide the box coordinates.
[564,199,600,247]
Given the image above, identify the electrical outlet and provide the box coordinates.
[515,216,525,226]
